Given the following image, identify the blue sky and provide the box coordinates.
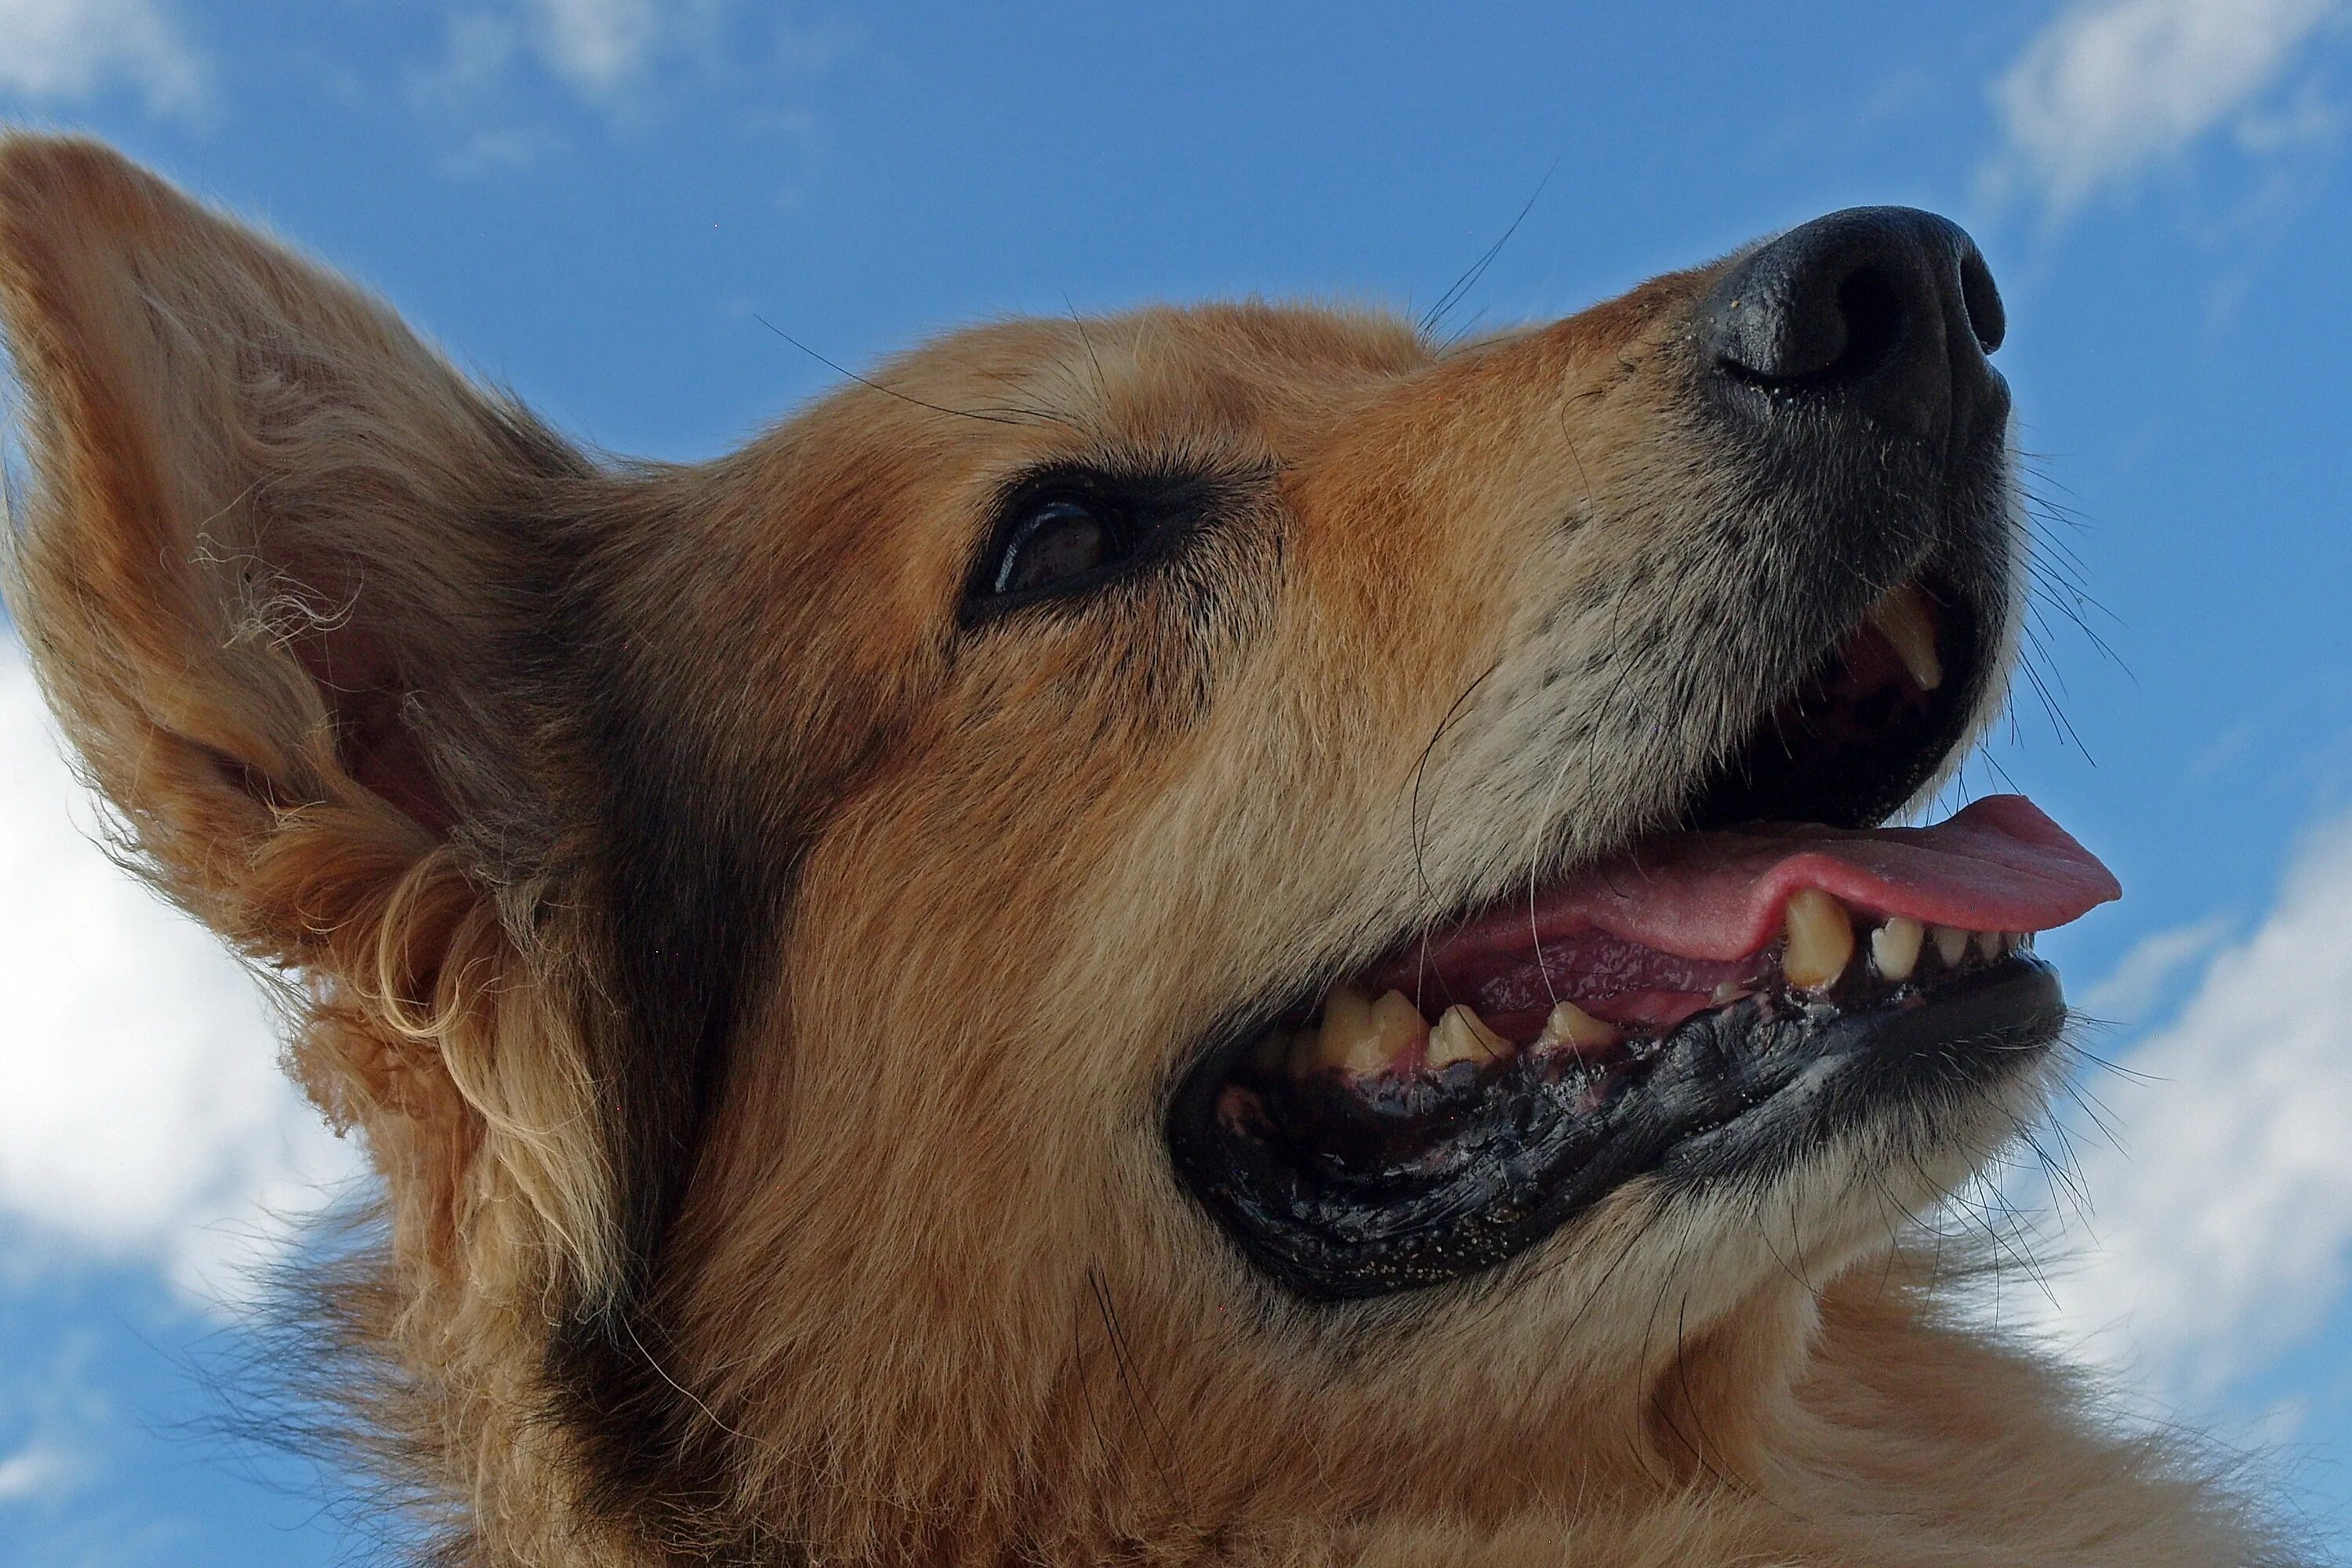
[1,1,2349,1560]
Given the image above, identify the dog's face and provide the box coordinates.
[0,141,2118,1558]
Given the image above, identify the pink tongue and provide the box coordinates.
[1439,794,2120,967]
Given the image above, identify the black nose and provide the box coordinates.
[1700,206,2006,445]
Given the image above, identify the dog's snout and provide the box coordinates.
[1700,206,2006,445]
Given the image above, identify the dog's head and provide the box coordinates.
[0,139,2115,1559]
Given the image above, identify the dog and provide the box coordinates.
[0,135,2296,1566]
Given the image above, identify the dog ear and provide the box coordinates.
[0,136,615,1281]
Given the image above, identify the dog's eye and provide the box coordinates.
[985,499,1123,597]
[964,462,1250,622]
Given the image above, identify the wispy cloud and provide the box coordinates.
[0,643,361,1305]
[0,1436,78,1502]
[412,1,801,173]
[528,0,668,97]
[0,0,207,118]
[2018,813,2352,1403]
[427,0,718,110]
[1986,0,2348,213]
[2078,913,2234,1022]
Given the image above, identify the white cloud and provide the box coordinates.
[0,1436,77,1502]
[409,1,734,172]
[409,2,847,180]
[0,0,206,117]
[1987,0,2347,212]
[2016,812,2352,1403]
[2078,913,2233,1022]
[528,0,663,96]
[0,641,361,1305]
[423,0,731,112]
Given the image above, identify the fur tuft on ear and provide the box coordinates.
[0,135,619,1298]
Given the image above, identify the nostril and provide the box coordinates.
[1959,251,2005,354]
[1827,266,1906,386]
[1711,262,1907,391]
[1700,207,2008,444]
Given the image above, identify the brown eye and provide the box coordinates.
[989,499,1120,596]
[962,462,1240,623]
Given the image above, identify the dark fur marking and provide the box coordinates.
[540,626,786,1547]
[532,519,917,1552]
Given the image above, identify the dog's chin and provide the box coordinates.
[1168,573,2107,1304]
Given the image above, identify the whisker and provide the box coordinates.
[755,314,1068,430]
[1419,161,1557,339]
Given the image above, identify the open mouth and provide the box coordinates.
[1167,582,2120,1301]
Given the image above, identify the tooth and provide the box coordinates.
[1536,999,1620,1052]
[1975,929,2003,960]
[1782,889,1855,990]
[1370,991,1429,1061]
[1871,916,1924,982]
[1932,924,1970,967]
[1710,981,1749,1005]
[1312,984,1422,1076]
[1868,584,1944,691]
[1428,1004,1510,1069]
[1310,987,1428,1076]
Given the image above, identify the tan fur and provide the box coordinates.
[0,136,2296,1565]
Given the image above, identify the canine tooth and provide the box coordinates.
[1428,1005,1509,1069]
[1781,889,1855,990]
[1312,985,1406,1076]
[1370,991,1429,1059]
[1868,584,1944,691]
[1871,916,1924,982]
[1537,999,1620,1052]
[1932,924,1970,967]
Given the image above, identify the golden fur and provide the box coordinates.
[0,135,2296,1565]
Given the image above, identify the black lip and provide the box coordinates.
[1168,956,2066,1302]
